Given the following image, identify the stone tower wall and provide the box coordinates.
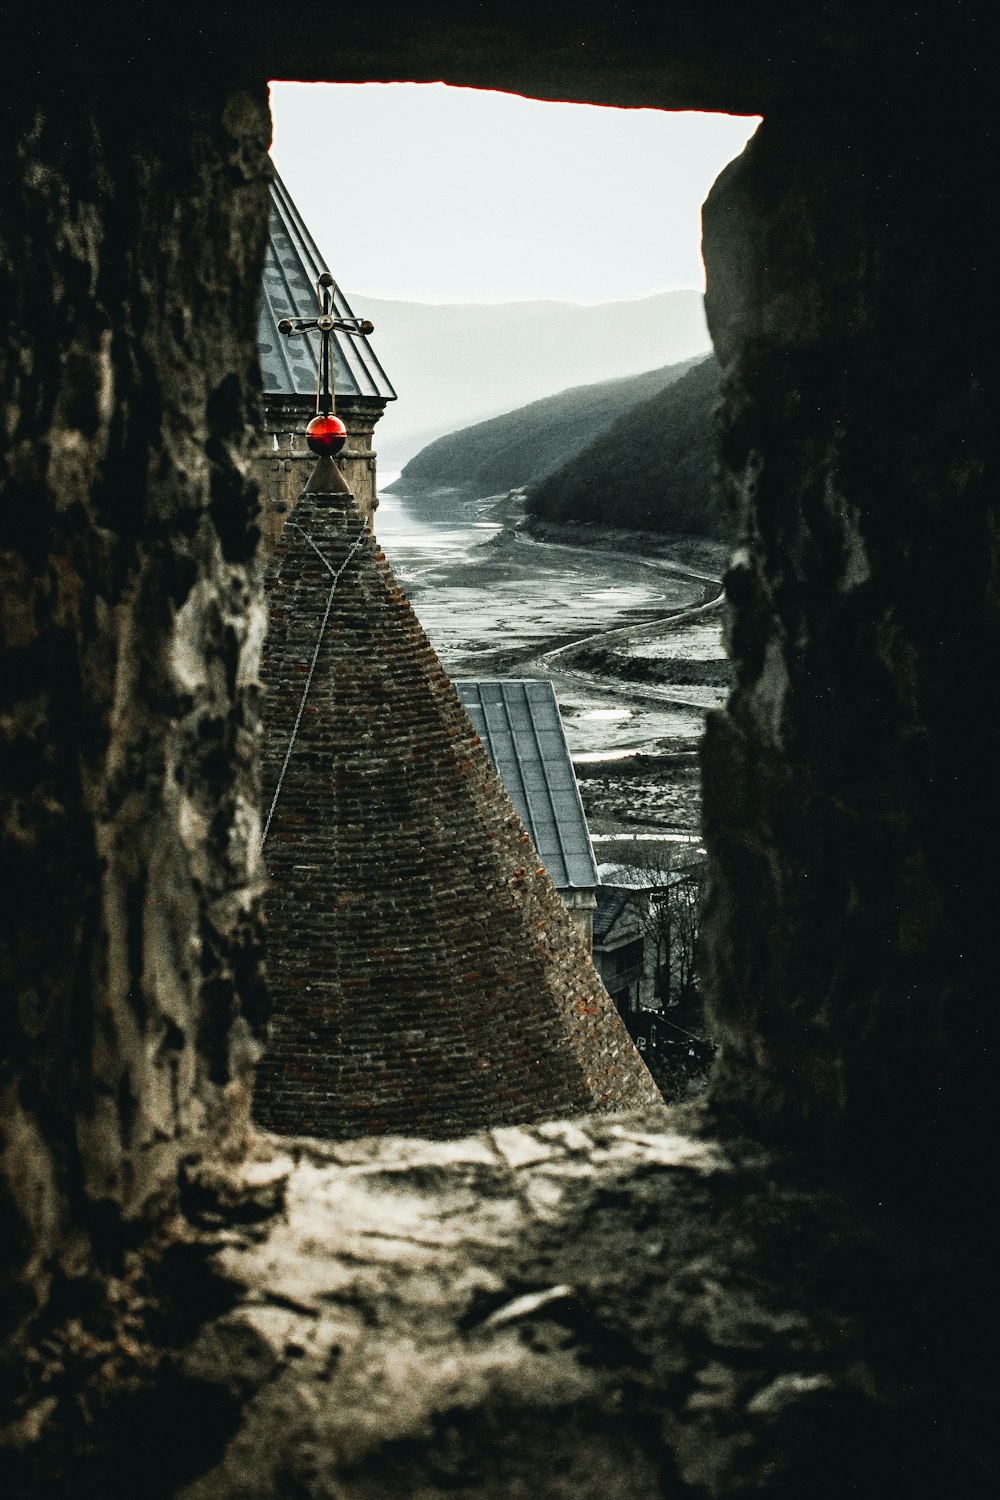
[252,394,385,545]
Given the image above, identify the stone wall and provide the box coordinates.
[700,108,995,1198]
[0,75,272,1350]
[252,395,385,545]
[1,9,994,1492]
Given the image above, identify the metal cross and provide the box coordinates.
[277,272,375,417]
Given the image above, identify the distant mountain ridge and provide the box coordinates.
[386,359,702,498]
[345,289,711,470]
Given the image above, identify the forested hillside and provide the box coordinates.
[354,290,710,469]
[387,359,701,497]
[526,355,723,538]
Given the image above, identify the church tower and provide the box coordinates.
[253,172,396,542]
[254,463,662,1138]
[252,180,660,1140]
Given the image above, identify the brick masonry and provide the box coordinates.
[253,472,661,1138]
[251,395,385,547]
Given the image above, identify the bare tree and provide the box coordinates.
[598,841,712,1102]
[601,841,704,1009]
[667,862,702,1006]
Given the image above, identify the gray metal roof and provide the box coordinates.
[455,680,599,890]
[258,173,396,403]
[593,887,634,943]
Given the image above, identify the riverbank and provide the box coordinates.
[376,487,730,836]
[523,510,727,579]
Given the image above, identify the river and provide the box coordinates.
[371,476,724,781]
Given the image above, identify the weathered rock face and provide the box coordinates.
[0,80,272,1349]
[5,1118,985,1498]
[701,110,995,1190]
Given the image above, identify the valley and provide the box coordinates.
[375,482,730,836]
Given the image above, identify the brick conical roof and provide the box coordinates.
[254,469,661,1138]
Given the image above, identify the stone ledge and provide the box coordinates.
[153,1111,967,1498]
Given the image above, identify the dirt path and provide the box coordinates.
[543,588,724,660]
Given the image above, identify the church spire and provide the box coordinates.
[254,465,662,1140]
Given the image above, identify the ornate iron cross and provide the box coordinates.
[278,273,375,453]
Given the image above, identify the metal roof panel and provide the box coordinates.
[456,679,599,890]
[593,887,634,941]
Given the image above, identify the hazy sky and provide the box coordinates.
[268,83,759,306]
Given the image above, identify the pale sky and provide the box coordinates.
[268,83,759,306]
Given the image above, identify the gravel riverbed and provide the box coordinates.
[377,488,731,835]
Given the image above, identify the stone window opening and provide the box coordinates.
[1,17,992,1496]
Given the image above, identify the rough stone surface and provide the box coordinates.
[0,80,272,1353]
[701,110,996,1194]
[255,479,661,1137]
[238,5,980,117]
[4,1116,990,1497]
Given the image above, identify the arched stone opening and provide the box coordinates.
[1,10,993,1494]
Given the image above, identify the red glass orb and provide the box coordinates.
[305,414,347,456]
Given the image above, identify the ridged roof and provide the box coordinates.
[254,470,661,1140]
[258,173,396,403]
[455,680,599,890]
[593,887,634,943]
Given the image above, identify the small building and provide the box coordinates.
[254,172,396,542]
[592,854,712,1095]
[592,885,657,1019]
[454,680,599,945]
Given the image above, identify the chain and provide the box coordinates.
[259,521,368,853]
